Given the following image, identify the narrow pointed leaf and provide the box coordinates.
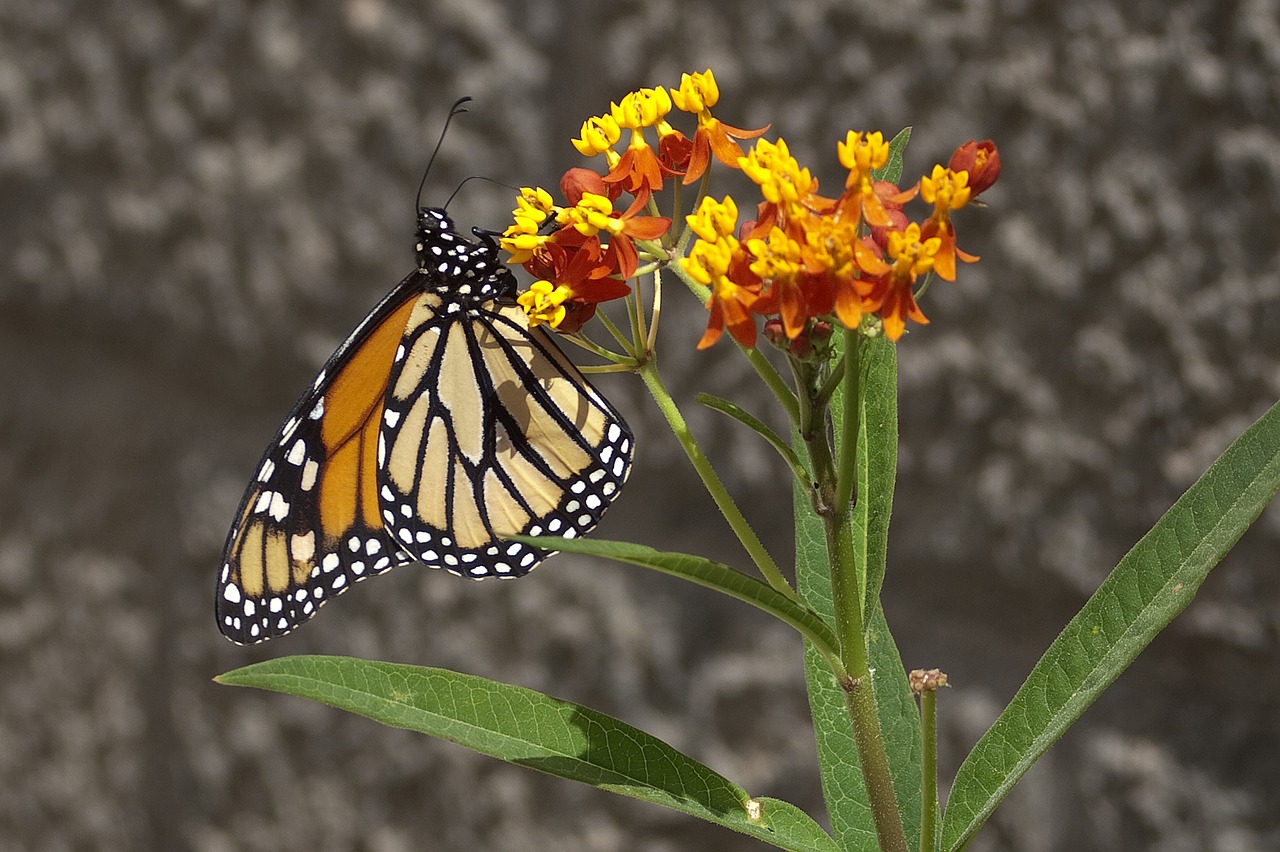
[856,336,898,606]
[874,127,912,185]
[511,536,838,659]
[218,656,839,852]
[697,392,809,482]
[942,400,1280,851]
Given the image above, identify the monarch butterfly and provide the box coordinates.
[216,193,633,644]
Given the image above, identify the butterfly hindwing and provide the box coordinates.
[377,297,633,578]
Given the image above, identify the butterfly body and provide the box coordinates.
[217,208,632,644]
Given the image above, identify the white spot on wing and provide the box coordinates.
[268,492,290,522]
[300,459,319,491]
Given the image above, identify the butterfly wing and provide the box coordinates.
[216,275,423,644]
[377,295,633,577]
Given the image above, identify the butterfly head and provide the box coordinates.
[414,207,515,303]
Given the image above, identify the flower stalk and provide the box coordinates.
[637,357,798,602]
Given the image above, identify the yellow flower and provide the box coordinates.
[670,69,720,114]
[802,214,859,280]
[500,186,558,263]
[886,222,941,281]
[517,280,573,329]
[837,131,895,227]
[738,137,816,210]
[557,192,623,237]
[746,227,803,283]
[572,115,622,169]
[685,195,739,242]
[610,87,673,130]
[669,68,769,185]
[920,164,972,216]
[837,130,889,178]
[513,185,556,219]
[681,235,740,286]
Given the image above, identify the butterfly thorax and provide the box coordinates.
[414,207,517,308]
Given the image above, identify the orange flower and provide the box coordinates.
[669,69,769,186]
[837,131,917,228]
[522,239,631,334]
[603,88,680,198]
[920,216,978,283]
[859,223,939,340]
[555,189,670,279]
[681,231,762,349]
[918,165,981,281]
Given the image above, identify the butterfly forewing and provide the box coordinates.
[216,278,419,643]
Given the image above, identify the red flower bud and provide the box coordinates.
[948,140,1000,197]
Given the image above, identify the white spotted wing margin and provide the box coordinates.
[216,274,422,645]
[377,293,633,580]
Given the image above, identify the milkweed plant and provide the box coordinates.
[218,70,1280,851]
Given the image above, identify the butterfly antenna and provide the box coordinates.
[444,174,519,211]
[415,97,473,211]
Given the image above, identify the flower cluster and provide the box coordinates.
[689,132,999,348]
[503,69,999,349]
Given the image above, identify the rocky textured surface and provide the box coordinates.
[1,1,1278,850]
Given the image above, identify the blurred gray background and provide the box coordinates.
[2,1,1278,850]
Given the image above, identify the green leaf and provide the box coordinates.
[218,656,838,852]
[510,536,838,660]
[874,127,912,186]
[696,392,810,483]
[941,400,1280,851]
[797,332,918,852]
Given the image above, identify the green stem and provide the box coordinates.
[594,310,635,354]
[828,508,909,852]
[813,353,846,411]
[638,358,798,602]
[834,329,862,516]
[743,346,801,425]
[799,353,906,852]
[920,688,938,852]
[561,331,633,365]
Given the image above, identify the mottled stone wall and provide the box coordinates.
[1,1,1277,850]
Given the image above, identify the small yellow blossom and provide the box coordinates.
[802,214,860,279]
[685,195,739,243]
[670,69,720,114]
[611,87,673,130]
[739,138,816,210]
[500,186,559,264]
[920,165,972,216]
[837,131,889,178]
[517,280,573,329]
[558,193,624,238]
[572,115,622,168]
[514,185,556,219]
[681,235,740,287]
[668,69,769,185]
[746,227,803,283]
[837,131,895,227]
[886,223,941,281]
